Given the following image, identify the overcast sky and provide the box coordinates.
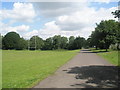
[0,0,119,39]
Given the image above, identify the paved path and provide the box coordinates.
[34,49,119,88]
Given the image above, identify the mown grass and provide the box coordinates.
[91,49,119,66]
[2,50,79,88]
[0,50,2,89]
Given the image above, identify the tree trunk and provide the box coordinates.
[106,48,107,52]
[96,46,98,50]
[105,43,108,52]
[117,43,120,50]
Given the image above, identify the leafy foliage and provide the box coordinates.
[29,36,44,50]
[2,32,86,50]
[0,34,2,49]
[2,32,21,50]
[112,10,120,18]
[89,20,119,51]
[17,38,28,50]
[42,37,53,50]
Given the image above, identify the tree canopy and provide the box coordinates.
[89,20,119,51]
[2,32,87,50]
[0,34,2,49]
[29,36,44,50]
[2,32,21,50]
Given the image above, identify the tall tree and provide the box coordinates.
[116,22,120,50]
[30,36,44,50]
[2,32,21,49]
[42,37,53,50]
[112,9,120,50]
[90,30,101,49]
[52,35,61,49]
[60,36,68,49]
[86,37,92,48]
[0,34,2,49]
[90,20,118,51]
[17,38,28,50]
[68,36,75,50]
[73,36,83,49]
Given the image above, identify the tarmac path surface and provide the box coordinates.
[34,49,119,88]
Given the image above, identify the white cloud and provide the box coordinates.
[55,6,117,31]
[15,25,30,32]
[1,2,118,40]
[23,30,38,39]
[1,2,36,23]
[33,2,88,18]
[23,21,94,39]
[91,0,118,3]
[23,5,118,39]
[28,0,118,3]
[23,21,61,39]
[1,22,30,36]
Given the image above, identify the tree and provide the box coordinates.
[67,36,86,50]
[30,36,44,50]
[52,35,61,49]
[68,36,75,50]
[90,20,118,51]
[86,38,92,48]
[73,36,83,49]
[79,37,86,48]
[60,36,68,49]
[90,30,101,49]
[0,34,2,49]
[17,38,28,50]
[2,32,21,49]
[112,9,120,50]
[42,37,53,50]
[115,22,120,50]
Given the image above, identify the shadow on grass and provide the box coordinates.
[81,49,91,51]
[67,65,119,88]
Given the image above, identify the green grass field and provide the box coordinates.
[2,50,79,88]
[0,50,2,89]
[91,49,118,66]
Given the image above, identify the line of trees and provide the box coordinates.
[1,19,119,51]
[1,32,87,50]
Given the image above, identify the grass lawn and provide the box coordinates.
[0,50,2,89]
[2,50,79,88]
[91,49,119,66]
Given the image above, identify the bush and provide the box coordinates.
[109,44,118,50]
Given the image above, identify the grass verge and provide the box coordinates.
[91,48,119,66]
[0,50,2,89]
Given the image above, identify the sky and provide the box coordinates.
[0,0,119,40]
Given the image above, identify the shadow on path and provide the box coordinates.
[80,49,109,53]
[67,66,119,88]
[80,51,108,53]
